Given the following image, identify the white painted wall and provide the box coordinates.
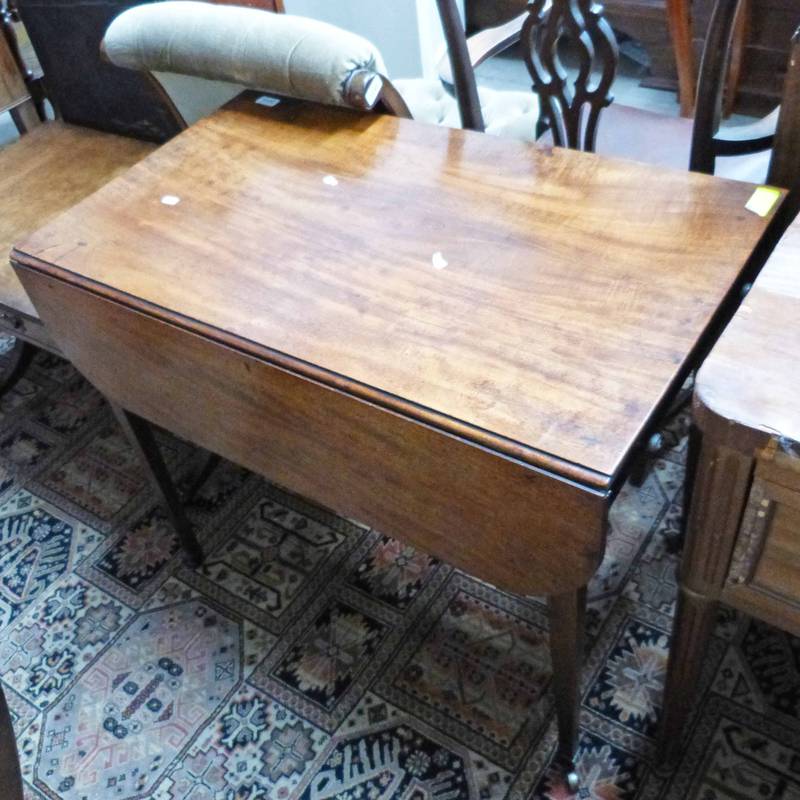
[283,0,465,79]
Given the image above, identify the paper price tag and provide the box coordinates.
[745,186,781,217]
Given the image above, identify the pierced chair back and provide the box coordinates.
[432,0,618,148]
[521,0,618,151]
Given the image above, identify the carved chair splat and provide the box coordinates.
[522,0,618,151]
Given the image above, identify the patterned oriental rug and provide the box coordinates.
[1,346,799,800]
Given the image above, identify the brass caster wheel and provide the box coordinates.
[565,770,580,793]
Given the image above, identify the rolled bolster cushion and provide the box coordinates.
[103,1,387,107]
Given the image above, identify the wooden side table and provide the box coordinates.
[659,215,800,761]
[11,96,775,790]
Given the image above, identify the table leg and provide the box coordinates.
[659,586,718,763]
[549,586,586,792]
[109,402,204,566]
[0,682,23,800]
[666,0,695,117]
[658,432,753,763]
[0,339,35,396]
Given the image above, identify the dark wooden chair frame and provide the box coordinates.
[437,0,800,197]
[1,0,44,124]
[0,683,22,800]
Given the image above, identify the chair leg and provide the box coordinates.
[0,683,23,800]
[109,402,204,566]
[548,586,586,793]
[0,339,36,396]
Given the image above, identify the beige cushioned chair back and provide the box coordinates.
[103,0,387,120]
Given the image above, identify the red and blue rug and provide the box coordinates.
[1,347,798,799]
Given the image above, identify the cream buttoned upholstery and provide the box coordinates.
[395,79,538,141]
[103,2,540,139]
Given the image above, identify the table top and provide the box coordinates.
[12,96,777,488]
[696,215,800,448]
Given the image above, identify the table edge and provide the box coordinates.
[12,249,615,493]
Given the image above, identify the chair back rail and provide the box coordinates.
[768,28,800,193]
[435,0,485,132]
[690,0,742,173]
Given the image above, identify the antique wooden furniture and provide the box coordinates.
[14,0,281,137]
[694,0,800,112]
[0,0,181,367]
[600,3,800,188]
[659,211,800,763]
[0,682,22,800]
[467,0,799,114]
[1,0,43,122]
[10,94,777,789]
[103,0,539,140]
[0,20,157,376]
[0,0,290,377]
[440,0,799,215]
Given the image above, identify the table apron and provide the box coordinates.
[18,265,609,596]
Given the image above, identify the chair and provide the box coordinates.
[0,0,286,382]
[1,0,43,125]
[0,16,159,383]
[435,0,798,489]
[441,0,800,209]
[101,0,541,142]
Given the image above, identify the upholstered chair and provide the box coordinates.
[102,1,538,139]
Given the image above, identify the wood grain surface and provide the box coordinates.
[695,215,800,450]
[12,96,775,484]
[16,268,607,594]
[0,20,28,114]
[661,216,800,761]
[1,122,154,318]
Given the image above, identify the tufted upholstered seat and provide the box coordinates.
[394,79,537,141]
[103,1,539,140]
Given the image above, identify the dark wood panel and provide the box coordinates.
[16,266,608,596]
[16,0,185,140]
[0,14,27,112]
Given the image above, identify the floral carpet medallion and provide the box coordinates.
[0,350,799,800]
